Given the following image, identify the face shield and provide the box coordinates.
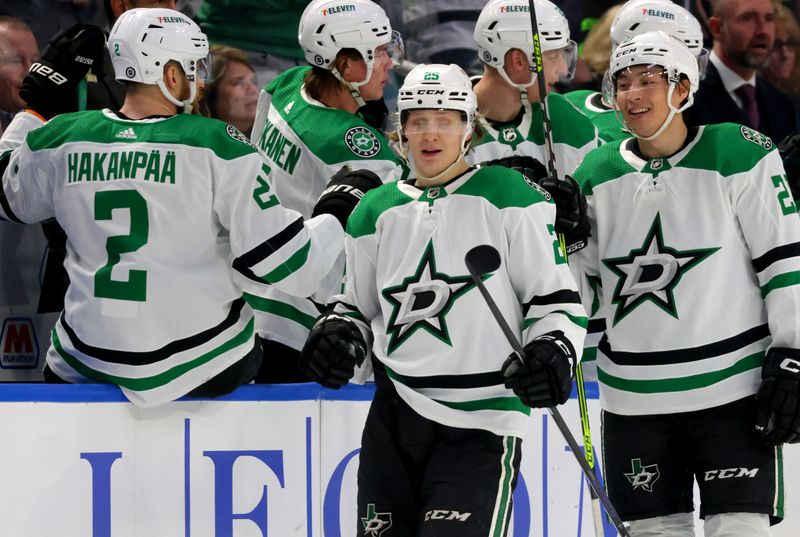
[696,48,709,80]
[542,39,578,84]
[401,110,470,136]
[196,53,214,84]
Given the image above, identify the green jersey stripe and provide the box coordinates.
[243,293,316,329]
[434,396,531,414]
[52,318,254,391]
[262,240,311,283]
[597,351,764,394]
[524,311,588,330]
[492,437,516,537]
[760,270,800,298]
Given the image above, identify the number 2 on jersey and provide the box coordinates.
[772,174,798,216]
[94,190,149,301]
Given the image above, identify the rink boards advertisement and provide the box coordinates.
[0,383,796,537]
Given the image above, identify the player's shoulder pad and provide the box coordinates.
[346,182,415,239]
[25,109,100,151]
[572,139,632,194]
[176,115,258,160]
[546,92,598,147]
[677,123,776,178]
[457,165,553,209]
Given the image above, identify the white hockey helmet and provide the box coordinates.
[396,64,477,180]
[611,0,709,76]
[604,31,699,140]
[299,0,401,86]
[108,8,209,111]
[474,0,577,90]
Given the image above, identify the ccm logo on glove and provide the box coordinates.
[780,358,800,374]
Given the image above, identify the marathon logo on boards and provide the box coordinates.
[642,8,675,20]
[0,318,39,369]
[322,4,356,16]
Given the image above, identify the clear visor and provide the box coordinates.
[401,110,468,135]
[696,48,709,80]
[602,66,671,109]
[540,40,578,84]
[194,54,214,84]
[376,31,404,68]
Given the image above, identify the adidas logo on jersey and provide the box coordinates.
[115,127,137,140]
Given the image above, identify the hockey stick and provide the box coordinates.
[527,2,604,534]
[465,245,630,537]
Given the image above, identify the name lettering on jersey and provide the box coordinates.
[382,241,479,354]
[704,467,759,481]
[322,4,356,16]
[641,8,675,20]
[361,504,392,536]
[345,126,381,158]
[603,213,719,325]
[67,150,176,184]
[256,119,302,174]
[624,458,660,492]
[0,318,39,369]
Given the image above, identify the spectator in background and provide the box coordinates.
[571,3,622,91]
[385,0,484,74]
[762,3,800,118]
[0,17,38,130]
[197,0,306,88]
[197,45,259,136]
[685,0,797,143]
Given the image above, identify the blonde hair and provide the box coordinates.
[582,4,623,76]
[766,2,800,96]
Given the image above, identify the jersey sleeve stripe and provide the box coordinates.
[760,270,800,298]
[58,298,247,365]
[598,324,769,366]
[522,289,581,315]
[242,293,317,330]
[752,242,800,273]
[260,240,311,283]
[232,216,304,278]
[523,311,588,330]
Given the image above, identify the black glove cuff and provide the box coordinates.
[763,348,800,379]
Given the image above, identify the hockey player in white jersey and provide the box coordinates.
[565,0,709,143]
[470,0,599,176]
[299,63,587,536]
[246,0,408,382]
[565,31,800,536]
[0,8,348,407]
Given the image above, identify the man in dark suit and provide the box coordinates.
[685,0,796,143]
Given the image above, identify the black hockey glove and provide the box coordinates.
[311,167,383,229]
[537,174,591,254]
[779,131,800,202]
[299,312,368,389]
[482,155,548,185]
[502,331,576,408]
[20,24,105,120]
[755,348,800,444]
[358,98,389,130]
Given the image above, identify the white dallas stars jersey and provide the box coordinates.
[571,124,800,415]
[563,89,629,144]
[0,110,344,407]
[334,165,587,438]
[249,66,408,350]
[467,92,599,177]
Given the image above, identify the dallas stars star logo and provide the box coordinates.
[603,213,718,326]
[361,503,392,536]
[382,241,480,354]
[624,458,660,492]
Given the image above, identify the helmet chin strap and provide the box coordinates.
[634,83,691,142]
[498,66,537,105]
[332,66,368,108]
[157,77,197,114]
